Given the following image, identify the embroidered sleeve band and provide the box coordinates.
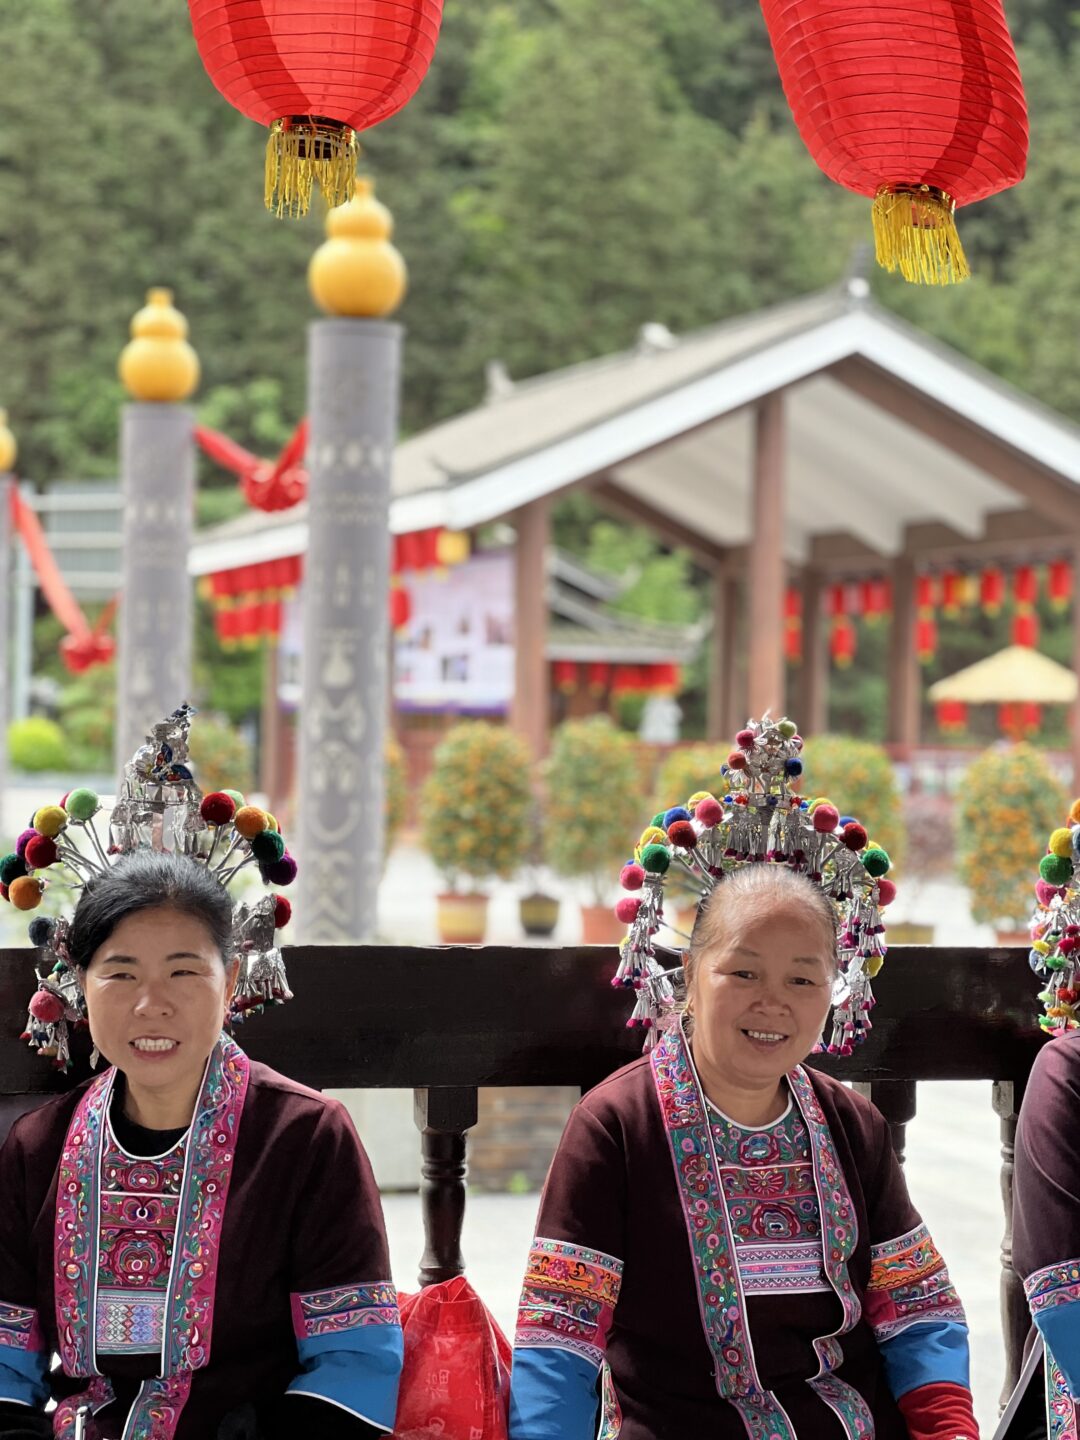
[0,1302,49,1411]
[865,1223,967,1344]
[291,1283,400,1342]
[289,1284,403,1432]
[1024,1261,1080,1398]
[1024,1258,1080,1316]
[515,1237,624,1370]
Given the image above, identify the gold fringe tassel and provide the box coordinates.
[265,117,358,219]
[871,185,970,286]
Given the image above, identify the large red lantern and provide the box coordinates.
[188,1,444,216]
[758,0,1028,284]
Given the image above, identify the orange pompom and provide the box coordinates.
[9,877,44,911]
[234,805,270,840]
[1070,798,1080,826]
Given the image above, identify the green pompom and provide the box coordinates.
[223,789,245,809]
[0,853,26,886]
[1040,853,1074,888]
[862,847,891,878]
[640,843,671,875]
[250,829,286,863]
[64,787,100,822]
[650,812,665,828]
[778,720,797,739]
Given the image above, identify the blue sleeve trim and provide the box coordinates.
[1036,1304,1080,1398]
[509,1347,601,1440]
[877,1319,971,1400]
[0,1350,49,1410]
[289,1325,403,1431]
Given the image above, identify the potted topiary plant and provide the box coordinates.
[957,741,1068,943]
[544,716,644,944]
[420,721,534,943]
[519,804,560,938]
[651,744,728,933]
[384,733,409,858]
[888,795,955,944]
[799,733,905,869]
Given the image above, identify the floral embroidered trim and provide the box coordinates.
[515,1237,623,1369]
[1047,1346,1078,1440]
[865,1221,966,1343]
[810,1373,876,1438]
[0,1301,42,1353]
[1026,1258,1080,1316]
[291,1282,400,1339]
[53,1377,115,1439]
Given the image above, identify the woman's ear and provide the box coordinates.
[224,956,242,1008]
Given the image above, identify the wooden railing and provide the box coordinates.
[0,942,1043,1399]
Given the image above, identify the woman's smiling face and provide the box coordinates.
[688,900,835,1090]
[81,906,238,1106]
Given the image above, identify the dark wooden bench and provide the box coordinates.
[0,942,1043,1399]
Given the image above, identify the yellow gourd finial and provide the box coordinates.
[118,287,200,402]
[308,176,408,318]
[0,410,16,473]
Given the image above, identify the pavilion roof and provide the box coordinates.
[190,283,1080,577]
[927,645,1078,705]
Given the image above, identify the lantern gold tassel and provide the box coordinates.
[871,185,970,286]
[265,118,358,219]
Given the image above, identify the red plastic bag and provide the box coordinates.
[393,1276,511,1439]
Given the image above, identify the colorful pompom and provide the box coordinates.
[1049,827,1074,859]
[266,852,298,887]
[663,806,691,828]
[0,854,27,887]
[638,826,667,850]
[784,758,803,778]
[265,813,279,833]
[862,847,891,878]
[615,896,641,924]
[250,830,286,864]
[23,835,58,870]
[841,822,868,851]
[876,879,897,907]
[694,796,723,828]
[640,843,671,875]
[0,883,8,902]
[865,955,885,976]
[620,863,645,891]
[14,829,36,859]
[650,812,666,828]
[667,820,697,850]
[273,896,292,928]
[28,989,65,1023]
[223,788,246,809]
[200,792,237,825]
[9,877,44,911]
[28,917,55,948]
[1036,878,1065,907]
[1040,853,1073,888]
[64,787,100,822]
[735,728,756,750]
[234,805,270,839]
[726,751,747,771]
[777,720,797,739]
[812,804,840,834]
[33,805,67,839]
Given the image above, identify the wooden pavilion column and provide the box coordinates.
[1071,537,1080,788]
[511,497,551,757]
[707,568,740,741]
[747,394,786,719]
[798,566,828,734]
[887,556,920,760]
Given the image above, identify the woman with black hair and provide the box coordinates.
[0,718,401,1440]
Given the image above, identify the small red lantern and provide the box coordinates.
[860,577,891,625]
[1013,565,1038,607]
[1049,560,1073,612]
[389,585,412,631]
[784,586,803,664]
[935,699,967,734]
[941,571,965,618]
[915,616,938,666]
[759,0,1028,284]
[586,663,610,696]
[1012,610,1039,649]
[830,615,856,669]
[980,566,1005,616]
[188,1,445,216]
[553,661,578,695]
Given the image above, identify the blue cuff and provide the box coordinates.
[509,1347,601,1440]
[0,1350,50,1410]
[1036,1305,1080,1399]
[878,1319,970,1400]
[289,1326,403,1432]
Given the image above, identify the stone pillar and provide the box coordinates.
[747,393,786,719]
[296,177,407,942]
[0,411,15,815]
[115,290,199,770]
[707,567,739,741]
[798,566,828,735]
[510,497,550,758]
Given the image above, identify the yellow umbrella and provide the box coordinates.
[928,645,1078,705]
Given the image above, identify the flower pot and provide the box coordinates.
[885,922,935,945]
[436,893,489,944]
[520,892,560,938]
[994,928,1031,947]
[581,904,626,946]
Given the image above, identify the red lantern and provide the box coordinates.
[916,574,939,613]
[553,661,578,694]
[652,663,681,694]
[935,699,967,734]
[1012,610,1039,649]
[980,566,1005,616]
[1021,702,1042,736]
[389,585,412,631]
[758,0,1028,284]
[915,616,938,665]
[586,663,610,695]
[1013,565,1038,607]
[830,615,856,668]
[941,571,965,618]
[188,1,444,216]
[784,586,803,664]
[1049,560,1073,612]
[860,577,891,625]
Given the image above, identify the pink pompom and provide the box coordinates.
[29,989,65,1024]
[812,804,840,834]
[876,879,897,907]
[273,896,292,929]
[615,896,642,924]
[667,820,697,850]
[694,796,722,828]
[735,728,756,750]
[620,863,645,890]
[840,822,868,851]
[1036,878,1065,907]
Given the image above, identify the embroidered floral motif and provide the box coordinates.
[810,1373,876,1437]
[1047,1346,1078,1440]
[1026,1258,1080,1316]
[515,1237,624,1369]
[865,1222,966,1342]
[0,1300,41,1353]
[291,1282,400,1339]
[53,1377,115,1439]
